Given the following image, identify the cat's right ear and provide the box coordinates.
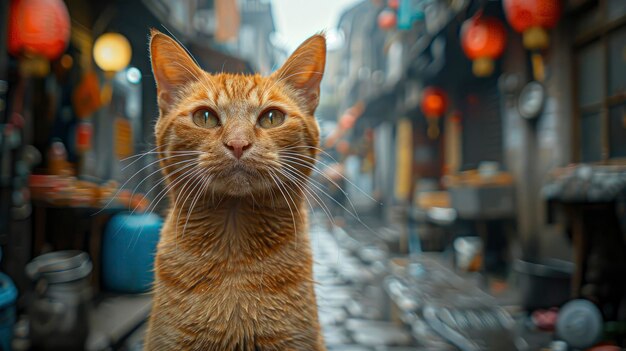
[149,29,204,111]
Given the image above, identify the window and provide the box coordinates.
[573,0,626,162]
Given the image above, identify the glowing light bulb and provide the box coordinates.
[93,33,132,72]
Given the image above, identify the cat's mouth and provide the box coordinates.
[229,163,254,175]
[197,156,278,197]
[208,162,262,196]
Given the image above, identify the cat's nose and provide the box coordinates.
[225,139,251,159]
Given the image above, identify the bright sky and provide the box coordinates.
[271,0,363,51]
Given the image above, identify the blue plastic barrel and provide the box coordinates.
[0,272,17,351]
[102,213,163,293]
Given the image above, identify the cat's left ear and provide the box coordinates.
[149,29,204,112]
[272,34,326,115]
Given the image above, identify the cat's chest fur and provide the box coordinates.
[156,200,312,294]
[147,201,322,350]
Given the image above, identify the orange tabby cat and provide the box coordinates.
[144,29,327,351]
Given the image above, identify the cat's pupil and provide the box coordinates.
[203,111,209,124]
[258,109,284,129]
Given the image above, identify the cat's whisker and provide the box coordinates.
[272,166,336,228]
[128,157,200,209]
[174,167,210,242]
[210,169,229,209]
[248,172,259,212]
[280,140,304,151]
[277,164,340,223]
[281,161,384,241]
[276,169,303,220]
[182,173,211,240]
[282,159,359,219]
[146,165,208,247]
[285,160,360,226]
[282,154,356,212]
[123,150,203,158]
[278,154,361,219]
[271,174,308,249]
[120,144,161,163]
[259,170,278,208]
[267,169,298,234]
[107,161,200,245]
[132,165,204,249]
[277,163,339,223]
[122,140,183,158]
[120,149,202,163]
[201,174,214,210]
[132,161,200,216]
[94,154,199,215]
[280,149,379,203]
[121,152,199,177]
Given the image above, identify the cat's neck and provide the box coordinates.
[163,191,309,258]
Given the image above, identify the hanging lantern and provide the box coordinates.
[93,33,132,73]
[8,0,71,60]
[503,0,561,81]
[503,0,561,51]
[461,16,507,77]
[76,122,93,153]
[338,103,364,130]
[378,9,397,31]
[338,111,358,130]
[421,87,448,139]
[421,87,448,116]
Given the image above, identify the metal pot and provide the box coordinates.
[514,258,573,310]
[26,251,92,350]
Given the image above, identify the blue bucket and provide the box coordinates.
[0,273,17,351]
[102,213,163,293]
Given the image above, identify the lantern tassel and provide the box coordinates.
[531,52,545,82]
[473,57,495,77]
[427,117,440,139]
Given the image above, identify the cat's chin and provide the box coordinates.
[209,166,266,197]
[224,174,254,196]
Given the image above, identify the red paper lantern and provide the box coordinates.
[76,122,93,153]
[378,9,397,31]
[339,111,358,130]
[503,0,561,50]
[461,16,507,77]
[421,87,448,139]
[8,0,71,60]
[421,87,448,118]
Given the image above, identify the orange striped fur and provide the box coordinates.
[144,29,327,350]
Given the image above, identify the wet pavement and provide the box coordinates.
[310,214,553,351]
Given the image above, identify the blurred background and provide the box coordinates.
[0,0,625,350]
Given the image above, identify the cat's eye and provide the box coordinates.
[192,108,220,128]
[258,109,285,129]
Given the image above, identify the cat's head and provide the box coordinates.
[149,30,326,199]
